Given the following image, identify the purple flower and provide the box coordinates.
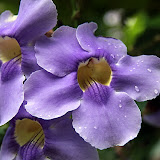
[0,0,57,126]
[0,104,99,160]
[24,22,160,149]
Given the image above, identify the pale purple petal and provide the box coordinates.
[11,0,57,45]
[0,11,15,25]
[24,70,82,119]
[76,22,127,64]
[0,126,19,160]
[72,84,141,149]
[44,116,99,160]
[0,11,16,36]
[111,55,160,101]
[21,46,41,78]
[0,60,25,126]
[35,26,90,77]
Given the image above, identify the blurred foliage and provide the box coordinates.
[0,123,9,145]
[0,0,160,159]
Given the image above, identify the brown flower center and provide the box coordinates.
[77,57,112,91]
[14,118,45,148]
[0,36,21,63]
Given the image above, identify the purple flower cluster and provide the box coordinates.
[0,0,160,159]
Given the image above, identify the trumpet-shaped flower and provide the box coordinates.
[0,0,57,126]
[24,22,160,149]
[0,105,99,160]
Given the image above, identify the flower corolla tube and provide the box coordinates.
[0,105,99,160]
[24,22,160,149]
[0,0,57,126]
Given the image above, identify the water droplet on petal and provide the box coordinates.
[83,136,87,140]
[124,115,127,118]
[147,68,152,72]
[154,89,159,95]
[115,46,117,49]
[111,54,115,59]
[119,104,122,108]
[135,86,140,92]
[94,126,97,129]
[79,127,82,129]
[98,47,101,50]
[130,70,133,72]
[84,126,87,129]
[87,44,90,47]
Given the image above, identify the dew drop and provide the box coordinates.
[94,126,97,129]
[119,104,122,108]
[114,46,117,49]
[87,44,90,47]
[111,54,115,59]
[124,115,127,118]
[84,137,87,140]
[79,127,82,129]
[84,126,87,129]
[154,89,159,95]
[98,47,101,50]
[147,68,152,72]
[133,67,136,70]
[130,69,133,72]
[135,86,140,92]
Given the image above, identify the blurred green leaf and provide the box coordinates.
[123,12,148,51]
[0,123,9,145]
[136,101,147,112]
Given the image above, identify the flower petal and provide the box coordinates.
[11,0,57,44]
[35,26,90,77]
[0,11,16,25]
[72,84,141,149]
[44,116,99,160]
[21,46,41,78]
[17,143,45,160]
[0,126,19,160]
[24,70,82,119]
[0,11,16,36]
[111,55,160,101]
[0,60,25,126]
[76,22,127,64]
